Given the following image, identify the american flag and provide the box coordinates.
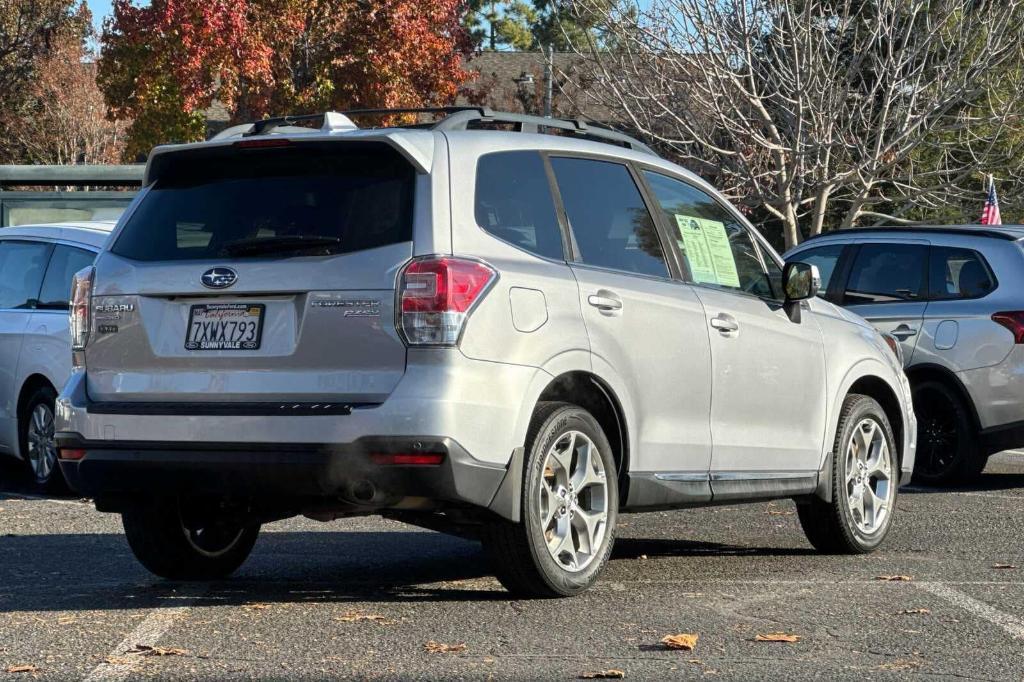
[981,175,1002,226]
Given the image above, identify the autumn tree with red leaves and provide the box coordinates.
[98,0,474,158]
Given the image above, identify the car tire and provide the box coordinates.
[798,394,898,554]
[18,385,66,493]
[481,401,618,598]
[911,380,983,486]
[122,497,260,580]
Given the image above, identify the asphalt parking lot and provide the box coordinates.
[1,452,1023,681]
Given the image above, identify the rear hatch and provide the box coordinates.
[86,140,416,405]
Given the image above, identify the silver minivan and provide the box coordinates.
[0,222,112,489]
[56,109,916,596]
[787,226,1024,485]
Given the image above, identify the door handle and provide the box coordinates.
[710,314,739,333]
[587,293,623,312]
[890,324,918,340]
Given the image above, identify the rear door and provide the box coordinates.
[87,141,419,405]
[840,241,930,363]
[549,156,713,487]
[0,239,52,451]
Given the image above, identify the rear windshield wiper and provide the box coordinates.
[221,235,343,257]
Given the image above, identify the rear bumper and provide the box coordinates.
[56,434,511,515]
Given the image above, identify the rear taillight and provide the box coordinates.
[69,266,95,352]
[992,311,1024,344]
[397,256,496,346]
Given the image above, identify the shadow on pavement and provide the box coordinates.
[0,527,820,613]
[901,470,1024,495]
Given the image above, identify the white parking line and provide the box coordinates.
[914,581,1024,640]
[82,588,206,682]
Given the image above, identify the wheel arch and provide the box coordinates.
[535,371,630,505]
[847,375,905,470]
[904,363,981,432]
[15,374,58,459]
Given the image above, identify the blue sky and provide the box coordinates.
[86,0,113,32]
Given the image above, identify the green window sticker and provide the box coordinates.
[673,215,740,288]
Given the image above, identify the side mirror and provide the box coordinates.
[783,261,821,302]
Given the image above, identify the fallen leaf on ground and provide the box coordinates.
[579,670,626,679]
[242,603,271,611]
[131,645,188,657]
[661,633,699,651]
[899,608,931,615]
[754,633,800,643]
[103,657,134,666]
[875,575,913,582]
[639,555,648,560]
[424,641,467,654]
[4,665,39,674]
[766,510,794,516]
[992,564,1017,570]
[334,611,395,625]
[56,616,76,625]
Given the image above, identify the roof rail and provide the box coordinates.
[211,106,657,156]
[804,225,1024,242]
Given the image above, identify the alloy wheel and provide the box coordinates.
[538,430,608,572]
[915,387,959,478]
[845,418,894,535]
[26,403,57,483]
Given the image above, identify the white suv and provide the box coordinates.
[56,109,915,596]
[0,222,112,489]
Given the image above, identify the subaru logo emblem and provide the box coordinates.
[201,267,237,289]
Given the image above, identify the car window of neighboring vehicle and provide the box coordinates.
[844,243,928,304]
[549,157,669,278]
[475,151,564,261]
[928,247,996,300]
[0,240,51,310]
[37,245,96,310]
[641,170,773,297]
[789,243,845,296]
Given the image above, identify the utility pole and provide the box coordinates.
[543,44,553,118]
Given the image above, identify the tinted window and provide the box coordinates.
[475,152,563,260]
[790,244,845,294]
[38,245,95,309]
[929,247,996,299]
[112,143,414,261]
[845,243,927,304]
[643,170,773,297]
[0,240,50,309]
[551,158,668,278]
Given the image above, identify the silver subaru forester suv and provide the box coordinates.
[56,108,916,597]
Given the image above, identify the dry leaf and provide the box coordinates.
[56,616,76,625]
[242,603,271,611]
[639,555,648,560]
[579,670,626,679]
[4,665,39,674]
[992,563,1017,570]
[661,633,699,651]
[766,510,794,516]
[424,641,467,654]
[131,645,188,657]
[899,608,931,615]
[754,633,800,643]
[875,575,913,582]
[334,611,394,625]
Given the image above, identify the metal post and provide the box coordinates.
[543,44,553,118]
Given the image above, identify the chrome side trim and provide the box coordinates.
[653,472,709,482]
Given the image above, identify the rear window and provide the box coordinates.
[112,142,415,261]
[929,247,996,299]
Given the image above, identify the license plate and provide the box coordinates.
[185,303,264,351]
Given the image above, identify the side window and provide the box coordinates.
[789,243,846,295]
[844,243,928,304]
[0,240,51,309]
[38,245,96,309]
[642,170,772,297]
[929,247,996,300]
[475,151,564,261]
[550,157,668,278]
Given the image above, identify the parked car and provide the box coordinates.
[0,221,114,489]
[786,226,1024,485]
[55,108,916,596]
